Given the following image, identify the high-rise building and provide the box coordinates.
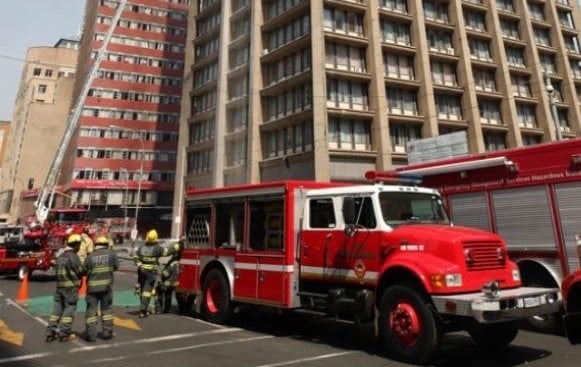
[0,39,79,223]
[176,0,581,203]
[61,0,190,235]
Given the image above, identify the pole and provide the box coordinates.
[545,74,562,141]
[121,168,128,235]
[134,135,145,236]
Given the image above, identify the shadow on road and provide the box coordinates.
[222,308,552,367]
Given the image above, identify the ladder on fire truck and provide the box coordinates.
[34,0,128,224]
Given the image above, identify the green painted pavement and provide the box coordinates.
[25,290,140,316]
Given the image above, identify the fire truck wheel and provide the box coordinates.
[17,265,29,281]
[467,321,518,349]
[201,269,231,324]
[378,285,441,365]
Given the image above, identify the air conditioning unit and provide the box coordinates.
[394,145,406,153]
[262,48,269,55]
[447,47,455,55]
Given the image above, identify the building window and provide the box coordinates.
[381,20,411,46]
[325,43,365,72]
[570,60,581,78]
[427,29,454,54]
[384,53,414,80]
[226,138,247,167]
[45,69,53,77]
[228,106,248,133]
[522,134,541,146]
[328,118,371,150]
[387,88,418,115]
[557,108,571,132]
[500,19,519,40]
[533,27,551,47]
[484,132,506,151]
[511,74,531,97]
[464,10,486,32]
[323,8,364,37]
[497,0,514,13]
[435,93,462,120]
[390,123,421,153]
[37,84,47,94]
[380,0,408,14]
[326,78,368,110]
[564,35,580,54]
[33,68,41,76]
[469,39,491,61]
[540,53,556,74]
[505,46,526,67]
[473,68,496,92]
[528,3,545,21]
[516,104,537,128]
[478,100,502,125]
[264,120,313,158]
[265,84,312,121]
[423,0,448,23]
[558,11,575,29]
[430,60,457,87]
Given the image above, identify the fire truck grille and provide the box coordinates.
[463,242,505,271]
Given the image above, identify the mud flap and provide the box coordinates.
[564,312,581,345]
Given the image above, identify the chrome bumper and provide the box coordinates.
[432,287,561,323]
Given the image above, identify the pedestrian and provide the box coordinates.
[155,240,183,314]
[133,229,180,318]
[84,236,119,342]
[78,226,94,263]
[46,234,84,342]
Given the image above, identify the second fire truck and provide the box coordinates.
[175,175,559,364]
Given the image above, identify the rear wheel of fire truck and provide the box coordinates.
[467,321,518,349]
[378,285,441,365]
[17,265,29,281]
[201,269,231,324]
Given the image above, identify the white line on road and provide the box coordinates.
[86,335,273,364]
[0,327,242,364]
[255,351,358,367]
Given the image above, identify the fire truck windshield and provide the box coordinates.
[379,192,449,228]
[50,211,86,224]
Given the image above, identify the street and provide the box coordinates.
[0,261,580,367]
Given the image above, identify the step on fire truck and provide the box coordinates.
[396,138,581,333]
[175,175,560,364]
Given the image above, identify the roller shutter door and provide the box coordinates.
[555,182,581,273]
[449,192,491,231]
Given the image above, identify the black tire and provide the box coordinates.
[17,265,29,281]
[201,269,231,324]
[176,292,195,315]
[521,282,563,334]
[467,321,519,349]
[378,285,441,365]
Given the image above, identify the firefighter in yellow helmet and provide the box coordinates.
[133,229,181,317]
[83,236,118,342]
[46,234,84,342]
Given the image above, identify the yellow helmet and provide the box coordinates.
[146,229,158,243]
[95,236,109,246]
[67,233,82,245]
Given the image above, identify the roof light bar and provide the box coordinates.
[365,171,423,185]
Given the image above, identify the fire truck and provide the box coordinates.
[562,269,581,344]
[396,138,581,333]
[0,224,51,280]
[175,177,560,364]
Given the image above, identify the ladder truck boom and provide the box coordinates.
[34,0,128,224]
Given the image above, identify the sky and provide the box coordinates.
[0,1,86,121]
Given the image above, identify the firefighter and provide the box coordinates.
[78,227,94,263]
[154,239,183,314]
[46,234,84,342]
[134,229,180,318]
[83,236,119,342]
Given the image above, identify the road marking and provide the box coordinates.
[113,316,141,331]
[0,320,24,347]
[0,327,242,364]
[255,351,358,367]
[86,335,273,364]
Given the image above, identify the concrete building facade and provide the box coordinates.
[61,0,190,236]
[0,39,79,223]
[176,0,581,209]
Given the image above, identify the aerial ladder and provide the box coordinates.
[34,0,128,224]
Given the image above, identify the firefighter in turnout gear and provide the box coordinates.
[46,234,84,342]
[155,239,183,314]
[134,229,179,317]
[83,236,119,342]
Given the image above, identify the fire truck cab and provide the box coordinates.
[177,178,560,364]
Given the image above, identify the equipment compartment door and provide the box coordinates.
[234,254,258,300]
[257,255,287,305]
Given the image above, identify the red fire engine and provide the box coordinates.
[562,269,581,344]
[396,138,581,333]
[175,177,559,364]
[0,224,51,280]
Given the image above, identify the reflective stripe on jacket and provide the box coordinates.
[84,247,119,293]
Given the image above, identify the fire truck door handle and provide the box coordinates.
[302,244,308,257]
[259,271,265,282]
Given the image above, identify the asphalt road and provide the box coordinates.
[0,263,580,367]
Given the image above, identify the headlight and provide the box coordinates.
[430,273,463,288]
[512,269,521,281]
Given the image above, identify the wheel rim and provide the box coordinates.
[205,278,222,314]
[388,300,421,347]
[18,267,27,280]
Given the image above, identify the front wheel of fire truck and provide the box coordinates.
[201,269,232,324]
[378,285,441,365]
[467,321,518,349]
